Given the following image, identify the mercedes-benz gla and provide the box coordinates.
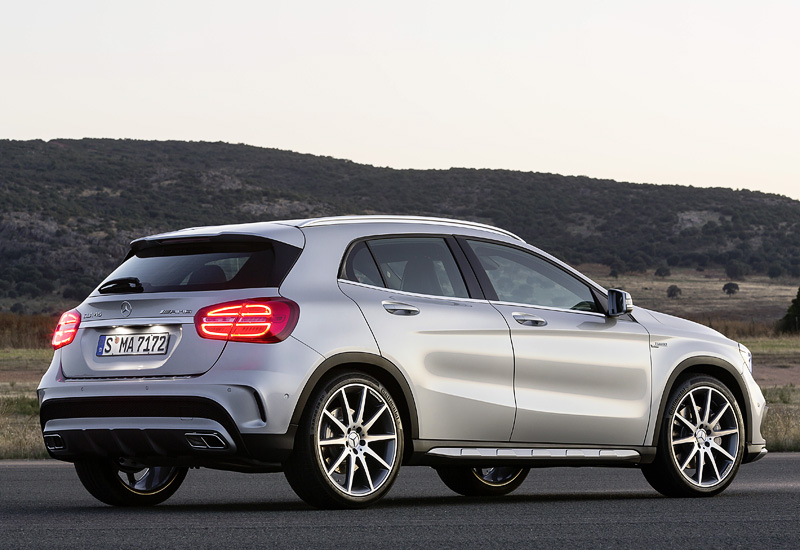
[39,216,768,508]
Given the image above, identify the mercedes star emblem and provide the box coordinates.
[120,301,133,317]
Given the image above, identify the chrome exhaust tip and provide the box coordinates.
[185,432,228,450]
[44,434,65,451]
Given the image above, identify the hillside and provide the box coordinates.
[2,138,800,314]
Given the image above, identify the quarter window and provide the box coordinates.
[342,241,384,287]
[466,240,599,312]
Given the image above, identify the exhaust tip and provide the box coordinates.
[44,434,65,451]
[185,432,228,450]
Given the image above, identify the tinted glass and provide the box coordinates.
[365,237,469,298]
[341,241,384,286]
[99,240,300,293]
[467,240,598,312]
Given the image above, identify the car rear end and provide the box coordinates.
[38,222,324,471]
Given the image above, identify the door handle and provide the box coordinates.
[382,301,420,316]
[512,313,547,327]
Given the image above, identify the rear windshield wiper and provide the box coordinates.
[98,277,144,294]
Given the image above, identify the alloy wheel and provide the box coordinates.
[316,383,399,497]
[669,386,740,488]
[116,466,182,495]
[471,467,526,487]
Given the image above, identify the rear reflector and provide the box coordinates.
[195,298,299,343]
[52,310,81,349]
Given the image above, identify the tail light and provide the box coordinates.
[195,298,299,343]
[52,310,81,349]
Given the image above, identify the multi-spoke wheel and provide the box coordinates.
[284,372,404,509]
[436,466,529,497]
[74,459,187,506]
[642,376,744,497]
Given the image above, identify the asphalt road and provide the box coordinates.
[2,455,799,549]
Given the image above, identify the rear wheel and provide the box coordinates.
[642,376,744,497]
[436,466,529,496]
[284,372,404,509]
[74,459,187,506]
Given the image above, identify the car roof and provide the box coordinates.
[132,216,525,248]
[281,216,525,242]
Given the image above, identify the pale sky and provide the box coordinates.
[2,1,799,200]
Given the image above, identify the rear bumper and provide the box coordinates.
[40,395,296,471]
[743,445,768,464]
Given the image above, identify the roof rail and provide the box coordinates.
[296,215,524,242]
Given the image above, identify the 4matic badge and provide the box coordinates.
[160,309,193,315]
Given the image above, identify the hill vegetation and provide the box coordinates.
[2,138,800,314]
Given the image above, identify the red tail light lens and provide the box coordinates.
[195,299,299,343]
[52,310,81,349]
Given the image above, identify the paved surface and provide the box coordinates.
[2,455,799,548]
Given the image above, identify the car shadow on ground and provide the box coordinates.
[72,490,662,514]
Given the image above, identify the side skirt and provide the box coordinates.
[408,440,656,467]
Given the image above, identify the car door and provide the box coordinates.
[461,238,652,446]
[337,236,516,442]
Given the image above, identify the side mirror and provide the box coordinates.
[607,289,633,317]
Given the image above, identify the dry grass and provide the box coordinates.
[761,405,800,452]
[758,384,800,452]
[0,395,47,459]
[0,313,55,349]
[699,319,776,339]
[0,349,50,459]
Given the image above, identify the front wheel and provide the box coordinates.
[284,372,404,509]
[74,460,187,506]
[642,376,744,497]
[435,466,529,496]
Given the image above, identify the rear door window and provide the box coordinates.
[341,237,469,299]
[98,239,301,293]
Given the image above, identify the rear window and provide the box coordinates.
[98,239,301,294]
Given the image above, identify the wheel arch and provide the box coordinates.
[652,356,752,445]
[289,352,419,459]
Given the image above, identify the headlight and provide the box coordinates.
[738,343,753,373]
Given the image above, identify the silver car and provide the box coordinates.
[39,216,768,508]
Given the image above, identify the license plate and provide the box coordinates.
[96,333,170,357]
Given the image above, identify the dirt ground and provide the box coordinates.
[749,356,800,387]
[0,368,46,385]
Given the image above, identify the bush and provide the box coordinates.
[726,261,749,280]
[778,286,800,333]
[723,282,740,296]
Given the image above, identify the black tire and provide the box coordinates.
[284,372,404,509]
[642,375,744,497]
[435,466,529,497]
[74,459,187,506]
